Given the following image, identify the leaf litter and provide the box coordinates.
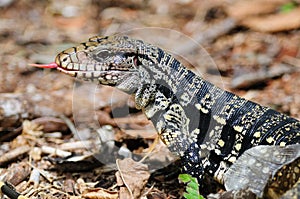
[0,0,300,198]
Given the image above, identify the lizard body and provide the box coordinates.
[40,35,300,197]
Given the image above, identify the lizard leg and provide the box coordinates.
[156,103,191,155]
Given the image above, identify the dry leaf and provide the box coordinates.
[226,0,300,32]
[241,8,300,32]
[82,187,118,199]
[226,0,289,20]
[115,158,150,199]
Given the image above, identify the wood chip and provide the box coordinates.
[41,145,72,158]
[29,147,42,161]
[28,168,40,188]
[0,145,30,166]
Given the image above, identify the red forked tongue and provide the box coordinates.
[29,62,58,69]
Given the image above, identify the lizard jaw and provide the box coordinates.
[30,62,137,80]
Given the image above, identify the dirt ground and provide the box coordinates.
[0,0,300,198]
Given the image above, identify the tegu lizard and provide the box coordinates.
[33,35,300,198]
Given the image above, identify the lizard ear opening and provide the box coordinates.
[133,55,141,67]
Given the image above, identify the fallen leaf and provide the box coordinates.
[241,7,300,32]
[115,158,150,199]
[82,187,118,199]
[226,0,288,20]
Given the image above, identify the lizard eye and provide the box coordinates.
[96,50,110,59]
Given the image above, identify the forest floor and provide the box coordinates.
[0,0,300,198]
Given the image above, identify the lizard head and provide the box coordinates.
[31,35,149,94]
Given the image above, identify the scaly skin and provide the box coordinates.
[35,35,300,197]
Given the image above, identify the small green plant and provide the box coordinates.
[179,174,205,199]
[280,2,297,13]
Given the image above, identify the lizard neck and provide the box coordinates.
[134,47,202,110]
[134,47,214,109]
[134,47,220,154]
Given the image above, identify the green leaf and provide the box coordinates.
[179,174,192,183]
[179,174,205,199]
[187,181,199,191]
[186,186,199,196]
[183,192,198,199]
[183,192,193,199]
[183,192,205,199]
[199,194,205,199]
[190,177,198,185]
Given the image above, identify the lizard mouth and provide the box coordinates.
[29,62,137,79]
